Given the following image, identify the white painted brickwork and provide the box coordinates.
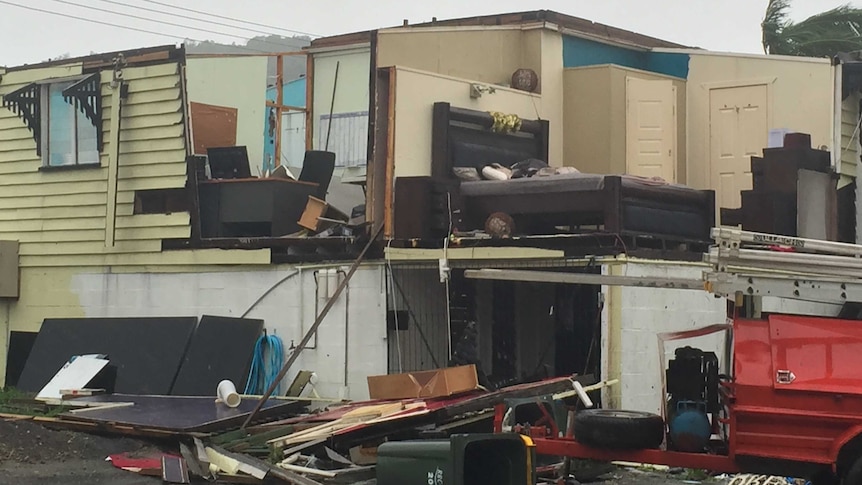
[602,262,727,416]
[71,264,388,401]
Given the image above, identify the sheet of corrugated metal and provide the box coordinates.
[317,111,368,167]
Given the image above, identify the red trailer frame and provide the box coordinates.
[494,313,862,480]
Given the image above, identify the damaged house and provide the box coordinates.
[0,45,387,400]
[307,10,861,412]
[1,10,861,415]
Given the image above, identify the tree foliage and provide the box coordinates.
[763,0,862,57]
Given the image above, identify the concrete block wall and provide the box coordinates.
[71,264,388,400]
[601,262,727,415]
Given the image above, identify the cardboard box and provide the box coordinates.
[367,365,479,400]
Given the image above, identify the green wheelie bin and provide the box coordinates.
[376,433,536,485]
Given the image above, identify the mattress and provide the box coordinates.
[460,172,605,196]
[460,172,699,198]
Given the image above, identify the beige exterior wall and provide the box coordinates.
[564,66,612,172]
[564,65,686,180]
[377,26,564,165]
[391,67,543,177]
[311,46,370,185]
[377,28,540,88]
[186,56,268,174]
[685,53,834,189]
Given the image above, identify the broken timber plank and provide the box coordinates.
[279,439,327,459]
[179,442,207,479]
[161,455,190,484]
[208,445,268,480]
[277,463,336,479]
[208,445,323,485]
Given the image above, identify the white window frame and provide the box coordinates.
[38,75,100,168]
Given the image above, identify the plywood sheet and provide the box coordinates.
[62,394,301,432]
[190,102,238,155]
[171,315,264,396]
[17,317,197,395]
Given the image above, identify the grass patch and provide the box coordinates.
[0,387,70,417]
[682,468,710,481]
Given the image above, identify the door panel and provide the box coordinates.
[626,77,676,182]
[769,314,862,395]
[709,85,768,209]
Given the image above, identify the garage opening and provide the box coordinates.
[387,265,602,391]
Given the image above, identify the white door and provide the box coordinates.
[626,77,677,182]
[709,85,768,209]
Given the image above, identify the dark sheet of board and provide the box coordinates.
[5,331,37,388]
[61,394,302,432]
[16,317,198,395]
[170,315,264,396]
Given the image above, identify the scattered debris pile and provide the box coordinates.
[1,359,595,484]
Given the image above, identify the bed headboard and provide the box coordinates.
[431,102,550,179]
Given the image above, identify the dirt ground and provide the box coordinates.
[0,418,729,485]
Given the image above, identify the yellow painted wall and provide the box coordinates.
[0,58,271,345]
[377,27,564,166]
[564,65,686,181]
[391,67,544,177]
[685,53,834,189]
[186,57,268,175]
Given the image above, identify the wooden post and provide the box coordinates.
[305,54,314,151]
[383,68,397,239]
[274,54,284,168]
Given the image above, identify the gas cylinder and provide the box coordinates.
[668,400,711,453]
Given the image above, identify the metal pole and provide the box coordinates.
[240,224,383,429]
[324,61,340,152]
[464,269,705,290]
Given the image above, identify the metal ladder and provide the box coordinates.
[705,228,862,305]
[465,228,862,306]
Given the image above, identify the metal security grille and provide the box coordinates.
[317,111,368,167]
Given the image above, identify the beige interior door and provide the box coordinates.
[626,77,677,182]
[709,85,768,209]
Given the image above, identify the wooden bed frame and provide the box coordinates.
[426,102,715,242]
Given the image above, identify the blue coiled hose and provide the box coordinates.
[244,333,285,396]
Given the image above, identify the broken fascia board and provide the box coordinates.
[650,47,831,64]
[378,22,550,35]
[384,246,566,261]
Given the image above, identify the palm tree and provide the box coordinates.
[762,0,862,57]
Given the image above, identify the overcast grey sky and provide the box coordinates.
[0,0,859,66]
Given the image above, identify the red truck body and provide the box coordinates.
[500,313,862,479]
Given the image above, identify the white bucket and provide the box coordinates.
[217,379,241,408]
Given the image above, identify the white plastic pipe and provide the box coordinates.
[217,379,241,408]
[573,381,594,408]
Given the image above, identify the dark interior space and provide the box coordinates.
[5,331,37,388]
[447,268,601,388]
[555,281,602,377]
[491,280,517,385]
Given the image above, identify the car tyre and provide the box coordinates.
[573,409,665,450]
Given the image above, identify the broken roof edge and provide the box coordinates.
[4,44,185,72]
[310,9,690,50]
[652,47,831,64]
